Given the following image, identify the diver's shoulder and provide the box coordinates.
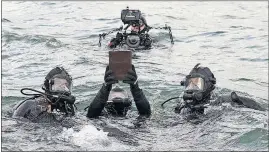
[12,97,38,118]
[13,97,36,110]
[210,94,232,105]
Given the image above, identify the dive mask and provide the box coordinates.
[108,89,130,104]
[106,87,132,114]
[183,75,206,103]
[49,76,72,95]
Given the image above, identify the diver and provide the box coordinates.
[86,64,151,118]
[108,15,152,49]
[98,7,174,49]
[12,67,76,123]
[162,63,265,115]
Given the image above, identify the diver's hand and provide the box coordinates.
[108,33,123,48]
[116,32,123,41]
[104,66,118,91]
[123,65,139,88]
[108,38,117,48]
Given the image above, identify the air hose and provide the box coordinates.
[161,97,180,107]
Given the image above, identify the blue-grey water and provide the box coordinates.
[1,1,268,151]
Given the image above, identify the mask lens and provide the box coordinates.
[108,91,128,102]
[111,92,126,98]
[50,78,70,93]
[186,77,204,90]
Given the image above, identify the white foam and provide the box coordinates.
[71,125,111,149]
[60,125,134,151]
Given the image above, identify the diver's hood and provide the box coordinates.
[43,67,72,95]
[140,16,147,26]
[184,63,216,92]
[106,86,132,116]
[181,63,216,105]
[107,86,129,102]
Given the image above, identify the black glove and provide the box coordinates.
[123,65,139,89]
[116,32,123,41]
[108,38,117,48]
[104,66,118,91]
[108,33,123,48]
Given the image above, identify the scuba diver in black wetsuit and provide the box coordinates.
[86,65,151,118]
[12,67,76,123]
[98,7,174,50]
[108,15,153,49]
[162,63,265,116]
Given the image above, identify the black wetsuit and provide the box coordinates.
[210,94,265,111]
[13,95,75,123]
[108,25,152,49]
[86,84,151,118]
[12,96,56,123]
[175,93,265,114]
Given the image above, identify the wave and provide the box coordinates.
[220,15,246,19]
[186,31,227,39]
[41,2,56,5]
[2,96,27,104]
[239,58,268,62]
[2,31,64,48]
[59,124,136,150]
[2,18,11,22]
[230,78,255,82]
[230,26,255,30]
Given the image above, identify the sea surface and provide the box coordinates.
[1,1,268,151]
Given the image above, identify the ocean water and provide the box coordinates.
[1,1,268,151]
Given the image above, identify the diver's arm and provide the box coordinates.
[123,65,151,117]
[144,25,151,33]
[108,32,123,48]
[210,94,229,106]
[108,38,119,48]
[212,92,265,111]
[124,24,130,30]
[230,92,265,111]
[86,84,110,118]
[87,66,118,118]
[131,84,151,117]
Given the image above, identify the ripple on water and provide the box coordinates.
[2,31,64,48]
[239,58,268,62]
[2,1,268,151]
[2,18,11,22]
[220,15,246,19]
